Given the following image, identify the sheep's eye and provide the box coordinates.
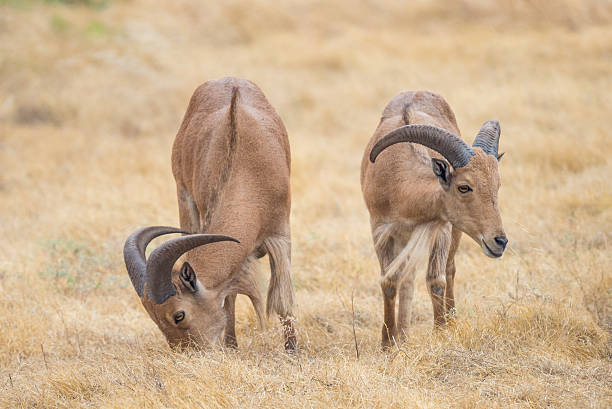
[458,185,472,194]
[174,311,185,324]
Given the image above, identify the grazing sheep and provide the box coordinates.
[124,77,296,351]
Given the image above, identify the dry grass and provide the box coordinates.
[1,0,611,407]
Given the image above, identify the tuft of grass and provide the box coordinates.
[50,14,70,32]
[1,0,109,8]
[84,19,111,37]
[45,0,109,7]
[13,103,61,126]
[38,238,122,295]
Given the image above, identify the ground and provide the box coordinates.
[0,0,611,407]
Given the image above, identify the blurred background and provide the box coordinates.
[1,1,611,407]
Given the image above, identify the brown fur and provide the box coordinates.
[361,91,506,347]
[141,77,295,350]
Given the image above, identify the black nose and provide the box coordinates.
[494,236,508,249]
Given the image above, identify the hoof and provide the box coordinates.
[284,336,297,353]
[224,336,238,349]
[381,324,397,350]
[445,307,457,320]
[381,339,395,351]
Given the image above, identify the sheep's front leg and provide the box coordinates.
[376,236,399,348]
[396,263,416,341]
[223,293,238,348]
[381,283,397,348]
[426,224,451,327]
[444,227,462,321]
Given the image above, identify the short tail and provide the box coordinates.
[402,102,413,125]
[229,86,239,138]
[264,236,294,318]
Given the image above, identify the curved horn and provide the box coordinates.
[472,120,501,157]
[369,124,475,168]
[145,234,240,304]
[123,226,188,298]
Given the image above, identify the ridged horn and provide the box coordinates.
[145,234,240,304]
[123,226,188,298]
[472,120,501,157]
[369,124,475,168]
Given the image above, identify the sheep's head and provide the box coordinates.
[433,148,506,257]
[124,227,239,348]
[370,121,507,258]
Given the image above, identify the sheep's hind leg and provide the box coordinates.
[176,186,200,233]
[264,236,296,352]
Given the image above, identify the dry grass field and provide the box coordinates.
[1,0,611,407]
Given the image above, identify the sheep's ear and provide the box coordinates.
[432,158,451,189]
[179,262,198,293]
